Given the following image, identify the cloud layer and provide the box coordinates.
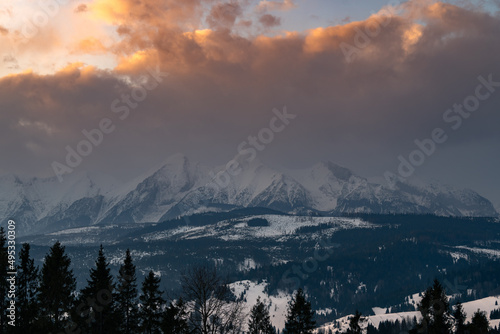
[1,0,499,203]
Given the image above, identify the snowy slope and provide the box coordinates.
[140,214,374,242]
[231,280,291,331]
[97,154,211,225]
[316,295,500,333]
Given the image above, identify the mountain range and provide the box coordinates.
[1,154,497,236]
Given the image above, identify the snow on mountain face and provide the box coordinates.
[289,161,368,211]
[97,154,211,225]
[167,160,312,218]
[1,155,497,236]
[0,172,115,235]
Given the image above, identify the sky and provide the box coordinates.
[0,0,500,206]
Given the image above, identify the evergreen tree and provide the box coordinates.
[346,310,364,334]
[468,311,489,334]
[37,241,76,332]
[367,323,379,334]
[453,301,467,334]
[161,298,189,334]
[0,227,8,332]
[16,243,39,332]
[115,249,139,334]
[79,245,118,334]
[283,288,316,334]
[491,309,500,320]
[411,279,451,334]
[248,297,276,334]
[139,270,165,334]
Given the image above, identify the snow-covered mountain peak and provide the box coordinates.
[2,156,498,236]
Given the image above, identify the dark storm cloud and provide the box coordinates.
[207,2,244,29]
[75,4,88,13]
[259,14,281,27]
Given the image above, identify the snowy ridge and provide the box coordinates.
[140,215,373,242]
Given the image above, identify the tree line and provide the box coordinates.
[0,228,317,334]
[4,225,497,334]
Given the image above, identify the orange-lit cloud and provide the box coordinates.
[89,0,132,24]
[426,2,455,18]
[72,37,108,55]
[402,23,423,53]
[2,1,498,79]
[115,49,159,74]
[89,0,207,29]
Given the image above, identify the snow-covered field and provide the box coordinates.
[141,215,374,242]
[229,282,500,332]
[315,295,500,333]
[460,296,500,327]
